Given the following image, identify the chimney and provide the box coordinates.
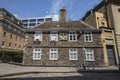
[59,7,66,21]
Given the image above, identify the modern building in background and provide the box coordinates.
[21,15,59,28]
[0,8,25,51]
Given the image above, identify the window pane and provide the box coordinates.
[50,48,58,60]
[45,18,52,21]
[33,48,41,60]
[35,49,37,51]
[34,32,42,41]
[69,32,77,41]
[37,19,44,22]
[85,49,94,61]
[73,36,75,40]
[30,19,36,22]
[50,32,58,41]
[70,36,72,40]
[84,33,93,42]
[69,49,77,60]
[38,49,40,51]
[23,20,28,22]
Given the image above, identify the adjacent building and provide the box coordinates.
[0,8,25,51]
[23,8,105,67]
[21,15,59,28]
[82,0,120,66]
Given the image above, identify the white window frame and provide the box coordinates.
[69,49,78,60]
[34,31,42,41]
[69,31,77,42]
[85,49,94,61]
[1,41,5,48]
[14,44,17,49]
[9,43,11,48]
[49,48,58,60]
[50,31,58,41]
[84,32,93,42]
[33,48,42,60]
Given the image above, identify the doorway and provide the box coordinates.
[107,46,115,66]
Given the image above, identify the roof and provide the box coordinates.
[26,21,101,32]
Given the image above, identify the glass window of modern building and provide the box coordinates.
[37,19,44,22]
[30,19,36,22]
[45,18,52,22]
[29,23,36,26]
[22,20,28,23]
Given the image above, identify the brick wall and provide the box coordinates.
[1,28,25,50]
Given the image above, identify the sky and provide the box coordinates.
[0,0,102,21]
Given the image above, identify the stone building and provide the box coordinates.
[0,8,25,51]
[23,8,104,67]
[82,0,120,66]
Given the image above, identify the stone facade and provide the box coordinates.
[82,0,120,66]
[110,3,120,56]
[23,20,104,67]
[23,48,103,66]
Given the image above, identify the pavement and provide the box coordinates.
[0,63,79,78]
[0,63,119,78]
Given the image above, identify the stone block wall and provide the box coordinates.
[23,47,103,67]
[25,32,102,48]
[23,31,104,66]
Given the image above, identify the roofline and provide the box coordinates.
[32,20,84,29]
[32,21,46,29]
[0,8,19,21]
[82,1,104,20]
[80,21,96,29]
[26,28,102,33]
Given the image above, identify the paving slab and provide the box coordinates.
[0,63,78,77]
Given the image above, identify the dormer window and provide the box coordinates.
[69,32,77,42]
[34,32,42,42]
[84,32,93,42]
[50,31,58,41]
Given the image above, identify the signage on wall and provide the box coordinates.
[59,32,67,41]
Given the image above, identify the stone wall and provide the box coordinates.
[23,47,103,67]
[109,3,120,56]
[25,32,102,48]
[23,31,104,66]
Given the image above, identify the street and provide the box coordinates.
[0,72,120,80]
[0,63,120,80]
